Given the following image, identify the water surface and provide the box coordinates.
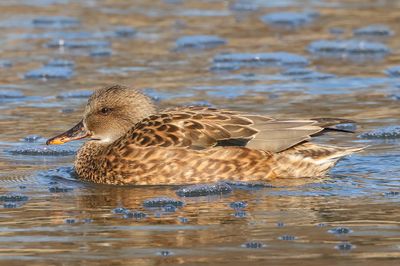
[0,0,400,265]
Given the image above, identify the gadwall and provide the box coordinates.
[47,85,363,185]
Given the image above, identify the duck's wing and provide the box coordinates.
[117,106,340,152]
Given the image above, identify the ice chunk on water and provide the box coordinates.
[241,241,266,248]
[57,90,92,99]
[229,201,247,210]
[46,59,75,67]
[25,66,74,79]
[32,16,80,28]
[7,144,77,156]
[175,182,232,197]
[0,193,29,202]
[143,197,184,207]
[123,211,146,219]
[384,66,400,77]
[0,89,24,99]
[213,52,309,70]
[359,126,400,139]
[328,227,353,234]
[223,180,274,190]
[308,39,389,60]
[261,11,318,28]
[0,60,12,68]
[175,35,226,50]
[353,25,393,37]
[47,39,111,49]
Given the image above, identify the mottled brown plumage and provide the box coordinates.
[47,85,363,185]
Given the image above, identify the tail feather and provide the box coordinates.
[311,117,356,133]
[311,117,355,128]
[271,143,365,178]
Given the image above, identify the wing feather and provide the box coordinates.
[116,106,347,152]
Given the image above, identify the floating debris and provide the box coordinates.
[24,66,74,79]
[359,126,400,139]
[277,222,285,227]
[175,35,226,50]
[143,197,184,208]
[176,183,232,197]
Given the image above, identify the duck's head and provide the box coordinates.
[46,85,157,145]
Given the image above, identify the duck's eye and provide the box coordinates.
[100,107,112,115]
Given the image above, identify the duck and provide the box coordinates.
[46,84,363,185]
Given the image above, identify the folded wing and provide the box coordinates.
[116,106,342,152]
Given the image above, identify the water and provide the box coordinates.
[0,0,400,265]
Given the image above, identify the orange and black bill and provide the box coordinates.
[46,120,90,145]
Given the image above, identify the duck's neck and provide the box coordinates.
[74,141,108,183]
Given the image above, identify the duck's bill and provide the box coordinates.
[46,120,91,145]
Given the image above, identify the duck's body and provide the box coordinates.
[47,85,362,185]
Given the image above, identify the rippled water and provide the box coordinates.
[0,0,400,265]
